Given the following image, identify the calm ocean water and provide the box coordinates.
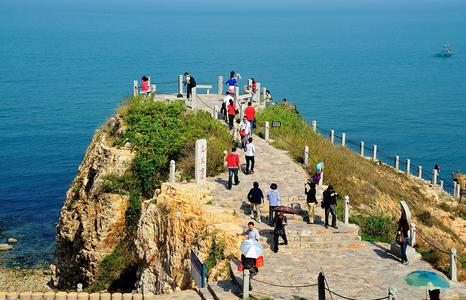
[1,2,465,267]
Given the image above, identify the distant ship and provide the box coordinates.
[438,44,453,57]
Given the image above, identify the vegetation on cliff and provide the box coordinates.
[255,104,466,280]
[89,97,232,291]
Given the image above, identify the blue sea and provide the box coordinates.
[1,1,465,267]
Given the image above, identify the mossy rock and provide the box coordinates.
[0,243,13,251]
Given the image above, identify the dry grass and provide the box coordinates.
[255,104,466,281]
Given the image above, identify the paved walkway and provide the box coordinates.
[206,134,466,299]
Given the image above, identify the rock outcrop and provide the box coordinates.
[134,182,240,294]
[52,125,134,288]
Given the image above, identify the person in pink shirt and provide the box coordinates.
[141,75,150,94]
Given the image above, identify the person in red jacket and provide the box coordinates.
[227,99,237,130]
[226,147,240,190]
[244,102,256,133]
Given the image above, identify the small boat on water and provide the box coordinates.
[437,44,453,57]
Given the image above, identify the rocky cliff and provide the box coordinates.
[52,119,135,288]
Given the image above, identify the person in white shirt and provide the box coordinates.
[244,137,255,175]
[222,92,233,121]
[239,117,251,149]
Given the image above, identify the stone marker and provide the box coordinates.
[311,120,317,132]
[409,223,416,247]
[178,74,183,96]
[330,129,334,144]
[406,159,411,175]
[343,195,350,224]
[395,155,400,171]
[242,269,250,300]
[254,82,261,103]
[372,145,377,161]
[195,139,207,184]
[360,141,364,157]
[417,166,422,178]
[133,80,138,97]
[264,121,270,142]
[341,132,346,147]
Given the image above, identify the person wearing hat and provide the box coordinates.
[322,185,338,229]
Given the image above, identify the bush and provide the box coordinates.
[350,214,397,243]
[418,210,434,226]
[205,240,226,276]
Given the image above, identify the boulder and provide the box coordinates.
[8,237,18,244]
[0,243,13,251]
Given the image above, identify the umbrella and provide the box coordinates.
[240,239,264,258]
[272,205,296,214]
[404,271,450,299]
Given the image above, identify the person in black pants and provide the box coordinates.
[322,185,338,229]
[184,72,196,99]
[273,211,288,253]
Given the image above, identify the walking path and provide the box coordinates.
[206,133,466,299]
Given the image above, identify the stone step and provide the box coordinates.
[267,240,365,250]
[207,281,240,300]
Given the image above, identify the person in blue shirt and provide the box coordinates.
[226,77,237,94]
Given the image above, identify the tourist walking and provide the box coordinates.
[226,147,240,190]
[267,183,280,225]
[273,211,288,253]
[244,102,256,133]
[240,221,261,241]
[184,72,197,100]
[305,181,317,224]
[244,137,255,175]
[397,216,410,265]
[222,92,233,121]
[247,182,263,222]
[322,185,338,229]
[227,99,237,130]
[240,117,251,149]
[141,75,150,94]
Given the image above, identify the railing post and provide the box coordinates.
[440,180,444,189]
[417,166,422,179]
[264,121,270,142]
[311,120,317,133]
[456,183,461,198]
[450,248,457,282]
[234,86,240,103]
[150,84,156,97]
[372,145,377,162]
[343,195,350,224]
[318,272,325,300]
[360,141,365,157]
[218,76,223,95]
[341,132,346,147]
[432,169,438,185]
[304,146,309,167]
[255,82,261,103]
[213,105,218,119]
[133,80,139,97]
[178,75,183,96]
[388,287,397,300]
[453,182,458,198]
[191,87,197,110]
[239,102,244,120]
[406,159,411,175]
[330,130,335,144]
[242,269,250,299]
[262,87,267,104]
[395,155,400,171]
[409,223,416,247]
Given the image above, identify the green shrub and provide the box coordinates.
[205,240,226,276]
[350,214,397,243]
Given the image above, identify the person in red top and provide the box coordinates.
[227,99,237,130]
[226,147,240,190]
[141,75,150,94]
[244,102,256,133]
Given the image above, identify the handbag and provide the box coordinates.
[255,256,264,268]
[238,262,244,271]
[395,232,404,245]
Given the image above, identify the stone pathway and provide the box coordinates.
[206,134,466,299]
